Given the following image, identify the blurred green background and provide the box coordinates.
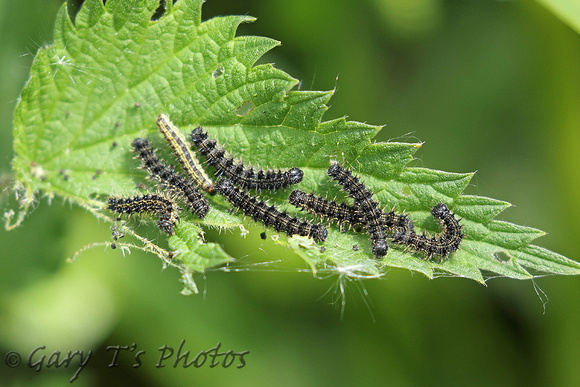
[1,0,579,385]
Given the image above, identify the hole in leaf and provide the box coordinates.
[493,251,512,263]
[212,66,224,78]
[151,0,173,21]
[236,101,254,117]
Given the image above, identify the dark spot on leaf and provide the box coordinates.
[260,231,267,240]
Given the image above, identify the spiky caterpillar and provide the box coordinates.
[288,190,357,226]
[396,203,464,260]
[289,190,463,259]
[327,163,388,257]
[107,194,180,235]
[156,114,215,194]
[288,189,410,230]
[132,138,209,218]
[190,126,303,192]
[216,178,327,242]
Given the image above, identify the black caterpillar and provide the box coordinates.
[327,163,388,257]
[216,178,327,242]
[289,190,410,231]
[108,194,180,235]
[289,190,358,227]
[132,138,209,218]
[394,203,463,260]
[289,189,463,260]
[190,126,303,192]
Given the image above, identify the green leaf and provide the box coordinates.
[168,220,233,295]
[9,0,580,293]
[168,220,233,272]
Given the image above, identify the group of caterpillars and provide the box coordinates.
[108,114,463,261]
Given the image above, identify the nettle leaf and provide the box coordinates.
[9,0,580,294]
